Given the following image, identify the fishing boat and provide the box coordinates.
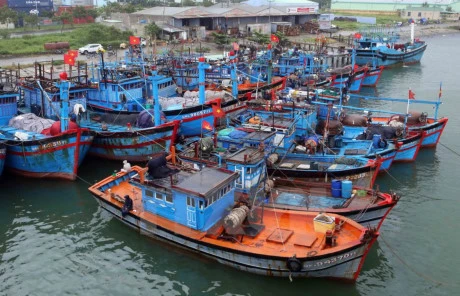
[88,153,378,281]
[88,54,246,137]
[1,75,93,180]
[266,153,381,188]
[259,178,399,230]
[18,61,179,163]
[349,92,448,148]
[352,23,427,67]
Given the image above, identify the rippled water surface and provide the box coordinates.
[1,33,460,296]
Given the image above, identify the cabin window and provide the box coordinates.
[155,192,163,200]
[246,167,252,174]
[165,193,173,204]
[198,200,205,210]
[145,190,154,198]
[187,196,195,207]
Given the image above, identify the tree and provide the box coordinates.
[211,32,236,49]
[145,22,161,40]
[0,6,18,29]
[23,14,39,30]
[248,32,270,45]
[203,0,214,7]
[72,6,88,21]
[53,11,73,32]
[446,6,453,12]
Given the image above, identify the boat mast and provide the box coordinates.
[59,72,70,132]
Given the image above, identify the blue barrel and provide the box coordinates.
[373,134,382,148]
[331,180,342,198]
[341,180,353,198]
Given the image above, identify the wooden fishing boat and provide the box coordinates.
[1,81,93,180]
[352,23,427,67]
[347,93,448,149]
[370,115,447,148]
[260,178,399,230]
[19,62,178,162]
[266,153,381,188]
[88,155,378,281]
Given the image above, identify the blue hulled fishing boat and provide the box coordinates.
[2,75,93,180]
[353,23,427,67]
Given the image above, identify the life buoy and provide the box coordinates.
[286,256,302,272]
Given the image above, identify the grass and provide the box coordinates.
[0,24,133,56]
[332,12,406,31]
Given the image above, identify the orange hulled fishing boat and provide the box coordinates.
[88,153,378,281]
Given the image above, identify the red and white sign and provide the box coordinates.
[286,7,316,14]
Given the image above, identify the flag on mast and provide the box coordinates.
[408,88,415,100]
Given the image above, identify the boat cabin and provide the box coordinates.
[0,91,19,125]
[123,158,239,231]
[179,145,266,195]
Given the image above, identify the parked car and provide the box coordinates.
[78,44,104,54]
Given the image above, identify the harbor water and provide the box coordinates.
[1,33,460,295]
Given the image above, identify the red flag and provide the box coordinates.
[212,104,225,118]
[270,34,279,43]
[63,54,75,66]
[130,36,140,45]
[202,120,213,131]
[354,33,362,39]
[408,89,415,100]
[67,49,78,58]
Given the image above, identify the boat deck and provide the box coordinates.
[271,186,380,211]
[92,168,366,259]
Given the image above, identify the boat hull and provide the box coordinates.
[87,121,178,162]
[93,195,377,281]
[355,43,427,67]
[393,132,424,162]
[2,129,93,180]
[362,66,383,87]
[267,163,379,188]
[409,118,448,148]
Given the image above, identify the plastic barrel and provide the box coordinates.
[331,179,342,198]
[373,134,382,148]
[341,180,353,198]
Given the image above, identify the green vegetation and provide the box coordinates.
[248,32,270,45]
[0,24,132,55]
[332,13,406,31]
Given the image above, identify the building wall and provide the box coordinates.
[332,1,457,12]
[400,10,441,19]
